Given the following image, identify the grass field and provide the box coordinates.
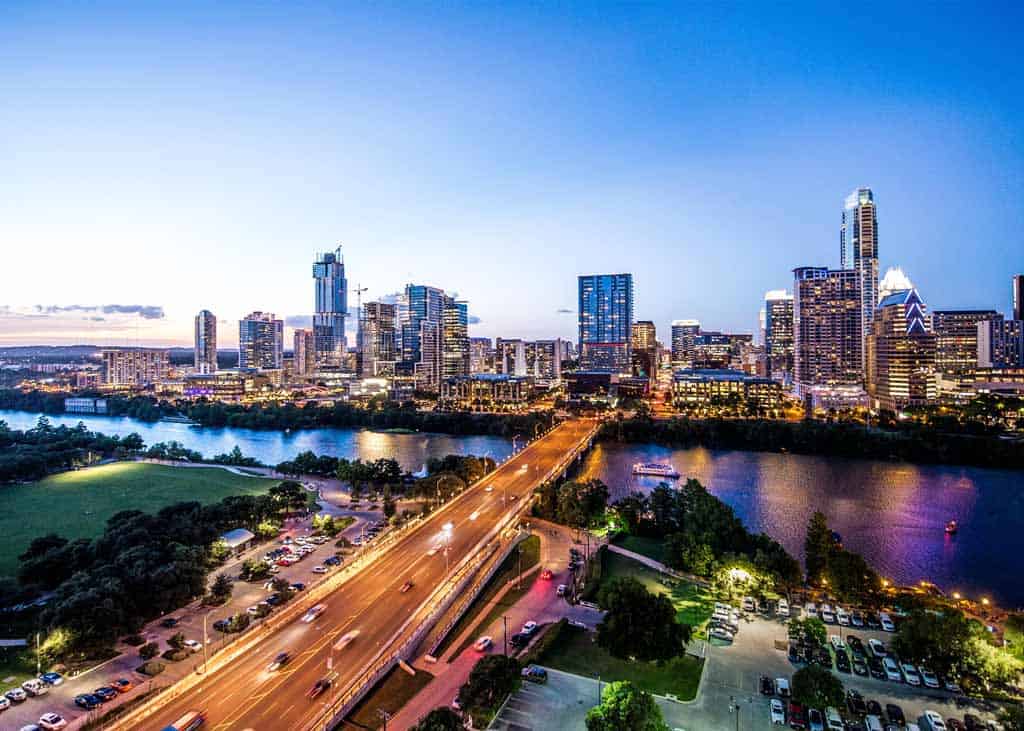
[613,534,667,564]
[0,462,275,577]
[600,550,716,630]
[347,665,434,729]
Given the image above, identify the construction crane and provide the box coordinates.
[353,284,368,346]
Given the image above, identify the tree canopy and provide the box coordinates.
[411,707,464,731]
[457,655,521,724]
[596,577,691,663]
[791,664,844,710]
[585,680,668,731]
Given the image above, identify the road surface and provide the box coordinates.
[128,418,597,731]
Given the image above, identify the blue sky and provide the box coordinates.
[1,1,1022,346]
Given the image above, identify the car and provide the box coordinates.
[22,679,48,697]
[743,597,756,612]
[760,676,776,695]
[522,621,538,635]
[808,708,825,731]
[944,679,962,693]
[38,713,67,730]
[266,593,283,606]
[302,604,326,623]
[835,650,851,673]
[820,604,836,623]
[866,700,883,717]
[267,651,291,671]
[312,566,328,574]
[882,656,902,681]
[789,644,802,663]
[38,673,63,686]
[474,636,493,651]
[510,632,529,648]
[830,635,845,650]
[879,612,896,632]
[92,686,117,701]
[556,584,567,596]
[847,635,865,657]
[922,711,948,731]
[567,619,587,629]
[852,659,868,676]
[846,690,866,716]
[160,617,179,628]
[307,678,332,698]
[5,688,27,703]
[246,604,262,615]
[886,704,905,726]
[710,626,734,641]
[837,608,850,626]
[851,610,865,627]
[399,580,414,593]
[74,694,100,710]
[521,664,547,683]
[868,638,887,656]
[213,618,231,632]
[778,598,790,617]
[815,648,832,667]
[268,565,281,574]
[867,656,886,679]
[290,582,305,591]
[962,714,983,731]
[540,569,553,580]
[111,678,133,693]
[776,677,791,697]
[771,698,786,724]
[183,639,202,652]
[825,707,844,731]
[789,701,808,729]
[920,667,940,688]
[946,720,966,731]
[334,630,360,651]
[901,663,922,686]
[324,556,341,566]
[805,602,817,618]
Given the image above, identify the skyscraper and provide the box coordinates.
[194,309,217,374]
[293,328,316,376]
[670,320,700,367]
[578,273,633,371]
[312,248,348,368]
[495,338,527,376]
[442,297,470,379]
[1013,274,1023,321]
[763,291,794,379]
[866,287,936,412]
[101,348,169,386]
[933,310,997,374]
[977,316,1024,368]
[841,188,878,363]
[239,312,284,370]
[793,267,863,400]
[631,321,657,380]
[469,337,494,374]
[400,284,446,389]
[357,302,397,377]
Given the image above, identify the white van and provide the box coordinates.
[825,707,844,731]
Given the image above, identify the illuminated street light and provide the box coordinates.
[982,597,990,606]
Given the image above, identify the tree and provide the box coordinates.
[210,573,233,601]
[892,609,973,679]
[458,655,520,724]
[167,632,186,651]
[596,577,691,662]
[998,703,1024,731]
[791,664,844,710]
[411,707,464,731]
[966,636,1024,686]
[612,492,648,534]
[269,480,308,513]
[788,617,827,647]
[139,641,159,660]
[585,680,668,731]
[804,511,835,584]
[383,484,396,520]
[239,559,270,581]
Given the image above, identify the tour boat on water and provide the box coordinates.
[632,462,680,479]
[945,520,958,535]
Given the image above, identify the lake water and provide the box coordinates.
[4,409,1023,607]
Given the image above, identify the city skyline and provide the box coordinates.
[2,3,1023,347]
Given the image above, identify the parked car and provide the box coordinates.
[160,617,179,628]
[743,597,756,612]
[920,667,940,688]
[788,701,808,729]
[847,635,866,658]
[37,713,67,730]
[830,635,845,650]
[38,673,62,686]
[846,690,867,716]
[825,707,844,731]
[510,632,529,648]
[867,656,886,679]
[22,679,47,697]
[312,566,328,574]
[836,607,850,626]
[921,710,948,731]
[111,678,133,693]
[73,694,100,710]
[183,639,202,652]
[522,621,538,635]
[777,598,790,617]
[5,688,27,703]
[290,582,305,592]
[710,626,734,641]
[878,612,896,632]
[886,704,906,726]
[324,556,341,566]
[868,638,887,656]
[820,604,836,623]
[808,708,825,731]
[776,677,790,697]
[760,676,776,695]
[901,663,922,686]
[851,610,865,627]
[852,658,868,676]
[474,636,493,652]
[0,695,13,711]
[882,656,902,682]
[521,665,547,683]
[835,650,851,673]
[771,698,786,725]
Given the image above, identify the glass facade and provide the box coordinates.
[312,248,348,367]
[578,273,633,372]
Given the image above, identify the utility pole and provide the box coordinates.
[503,615,508,656]
[202,613,209,673]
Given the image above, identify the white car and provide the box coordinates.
[922,710,947,730]
[901,663,921,686]
[474,635,493,651]
[302,604,326,623]
[920,667,940,688]
[183,639,202,652]
[770,698,786,724]
[879,612,896,632]
[38,713,68,730]
[522,621,538,635]
[836,607,850,626]
[312,565,328,574]
[556,584,567,596]
[777,598,789,617]
[742,597,756,612]
[334,630,360,651]
[246,604,261,615]
[882,656,902,681]
[829,635,845,650]
[5,688,27,703]
[820,604,836,623]
[710,626,734,641]
[0,696,9,710]
[868,638,887,656]
[804,602,817,617]
[775,678,790,697]
[22,679,47,696]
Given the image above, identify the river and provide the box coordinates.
[3,409,1023,607]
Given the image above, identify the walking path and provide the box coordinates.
[607,543,710,587]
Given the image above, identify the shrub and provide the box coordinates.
[161,649,190,662]
[122,634,145,646]
[138,642,159,660]
[520,619,568,666]
[137,660,165,676]
[227,613,251,633]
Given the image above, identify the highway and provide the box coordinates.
[130,418,597,731]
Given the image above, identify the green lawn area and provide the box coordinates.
[0,462,275,578]
[614,534,667,564]
[0,647,37,693]
[347,665,434,729]
[536,624,703,700]
[435,535,541,658]
[601,551,716,631]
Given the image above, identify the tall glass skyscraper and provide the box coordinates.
[841,188,879,364]
[670,320,700,367]
[194,309,217,374]
[239,312,283,370]
[763,291,794,379]
[578,273,633,372]
[442,297,470,379]
[312,247,348,368]
[401,284,446,389]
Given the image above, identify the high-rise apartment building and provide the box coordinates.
[841,188,878,364]
[358,302,398,377]
[763,291,794,379]
[194,310,217,374]
[866,288,937,412]
[978,316,1024,368]
[293,328,316,376]
[670,320,700,367]
[495,338,527,377]
[631,321,657,379]
[527,339,564,381]
[312,248,348,368]
[398,284,446,389]
[442,298,470,380]
[692,332,732,369]
[239,312,284,370]
[1013,274,1023,321]
[933,310,997,375]
[578,273,633,371]
[101,348,169,386]
[469,337,494,374]
[793,267,863,398]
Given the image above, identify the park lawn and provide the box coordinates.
[436,535,541,658]
[536,624,703,700]
[614,534,667,564]
[347,665,434,729]
[0,647,37,693]
[0,462,275,578]
[601,551,716,632]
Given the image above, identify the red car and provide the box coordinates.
[276,559,291,567]
[400,580,414,593]
[540,569,553,580]
[787,701,807,729]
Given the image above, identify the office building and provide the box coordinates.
[439,374,531,412]
[469,337,494,374]
[933,310,997,375]
[866,288,937,412]
[793,266,864,403]
[978,316,1024,368]
[1014,275,1024,321]
[399,284,446,390]
[358,301,398,377]
[312,248,348,368]
[670,320,700,367]
[194,310,217,374]
[763,291,794,379]
[293,328,316,376]
[496,338,527,376]
[631,321,657,380]
[578,273,633,371]
[101,348,169,387]
[239,312,283,370]
[692,332,732,369]
[841,187,879,364]
[527,339,564,381]
[442,297,470,380]
[671,369,783,413]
